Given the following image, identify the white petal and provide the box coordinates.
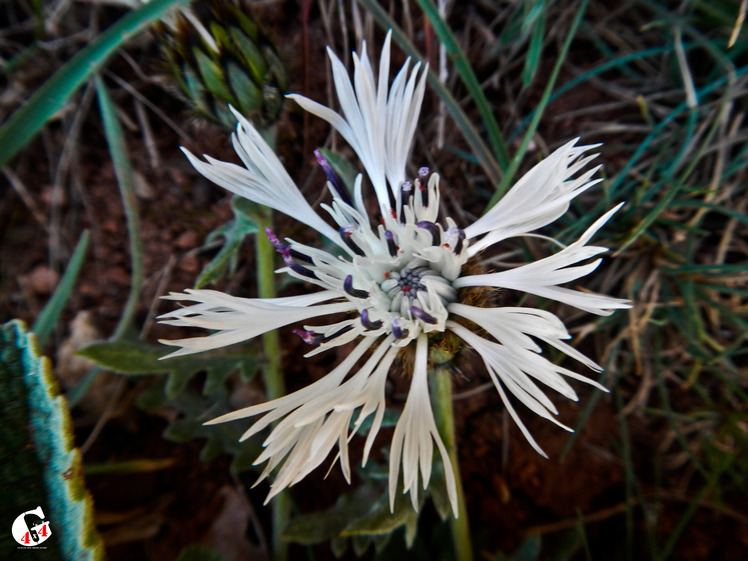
[158,289,355,358]
[466,140,602,254]
[456,204,631,315]
[181,108,341,245]
[389,334,458,517]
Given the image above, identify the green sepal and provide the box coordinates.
[194,47,233,104]
[196,196,260,289]
[225,61,263,122]
[229,25,267,85]
[0,320,104,560]
[76,340,261,399]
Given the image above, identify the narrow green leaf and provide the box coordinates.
[414,0,510,170]
[355,0,504,189]
[522,1,548,86]
[96,76,144,340]
[487,0,590,208]
[33,230,90,348]
[0,0,190,167]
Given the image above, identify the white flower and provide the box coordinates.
[159,31,630,517]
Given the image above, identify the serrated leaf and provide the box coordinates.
[341,492,420,541]
[281,496,371,545]
[0,320,104,560]
[144,379,262,472]
[196,196,260,288]
[77,340,260,399]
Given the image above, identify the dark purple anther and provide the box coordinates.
[391,317,410,340]
[399,181,413,223]
[293,329,323,345]
[411,306,438,324]
[454,228,466,254]
[266,227,288,252]
[315,149,352,206]
[418,167,429,179]
[339,226,365,256]
[385,230,397,257]
[321,324,354,344]
[282,249,317,279]
[343,275,369,299]
[360,309,383,330]
[417,221,441,246]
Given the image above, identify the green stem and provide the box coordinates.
[254,205,289,561]
[430,363,473,561]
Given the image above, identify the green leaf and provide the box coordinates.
[0,320,104,560]
[196,196,260,289]
[522,1,548,86]
[96,76,144,340]
[77,340,261,399]
[0,0,190,167]
[33,230,90,348]
[176,543,228,561]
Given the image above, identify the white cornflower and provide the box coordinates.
[159,31,630,517]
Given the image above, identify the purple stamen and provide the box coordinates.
[454,228,466,254]
[411,306,438,324]
[385,230,397,257]
[343,275,369,299]
[293,329,323,345]
[282,249,317,279]
[417,221,441,246]
[360,309,383,330]
[315,149,352,206]
[391,316,409,340]
[321,324,354,344]
[339,226,365,256]
[265,227,288,252]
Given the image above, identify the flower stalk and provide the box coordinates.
[430,352,473,561]
[255,193,289,560]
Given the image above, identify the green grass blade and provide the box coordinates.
[95,76,144,340]
[32,230,90,348]
[0,0,190,167]
[487,0,590,208]
[414,0,510,170]
[522,0,549,87]
[356,0,504,189]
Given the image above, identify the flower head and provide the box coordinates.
[159,31,630,516]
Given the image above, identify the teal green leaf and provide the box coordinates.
[196,196,260,289]
[0,320,104,560]
[77,340,261,399]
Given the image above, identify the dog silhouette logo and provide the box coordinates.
[11,506,52,547]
